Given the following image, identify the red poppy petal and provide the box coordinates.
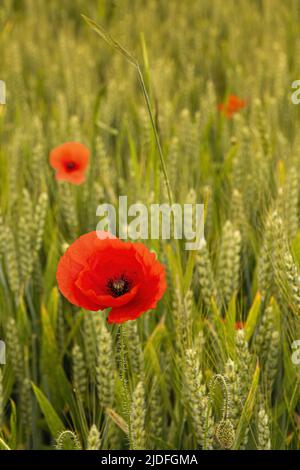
[67,142,90,168]
[63,231,115,268]
[107,271,166,323]
[55,170,86,184]
[56,253,100,310]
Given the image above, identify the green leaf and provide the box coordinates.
[16,297,31,343]
[224,293,237,356]
[43,234,59,301]
[31,383,65,439]
[8,400,17,450]
[233,363,260,449]
[291,229,300,268]
[245,291,261,341]
[46,287,59,332]
[0,437,11,450]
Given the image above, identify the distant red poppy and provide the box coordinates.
[221,318,245,330]
[49,142,89,184]
[218,95,246,118]
[56,231,167,323]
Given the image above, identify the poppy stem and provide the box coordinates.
[135,66,185,287]
[82,15,184,287]
[136,66,173,207]
[209,374,230,421]
[82,14,173,207]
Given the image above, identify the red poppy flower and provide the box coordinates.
[218,95,246,118]
[49,142,90,184]
[56,231,167,323]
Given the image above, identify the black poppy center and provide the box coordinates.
[107,276,130,297]
[66,161,76,171]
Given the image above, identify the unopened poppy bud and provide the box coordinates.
[215,419,235,449]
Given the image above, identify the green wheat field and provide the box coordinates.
[0,0,300,451]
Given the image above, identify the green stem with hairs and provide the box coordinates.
[210,374,230,421]
[136,66,173,206]
[82,15,184,284]
[81,15,173,206]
